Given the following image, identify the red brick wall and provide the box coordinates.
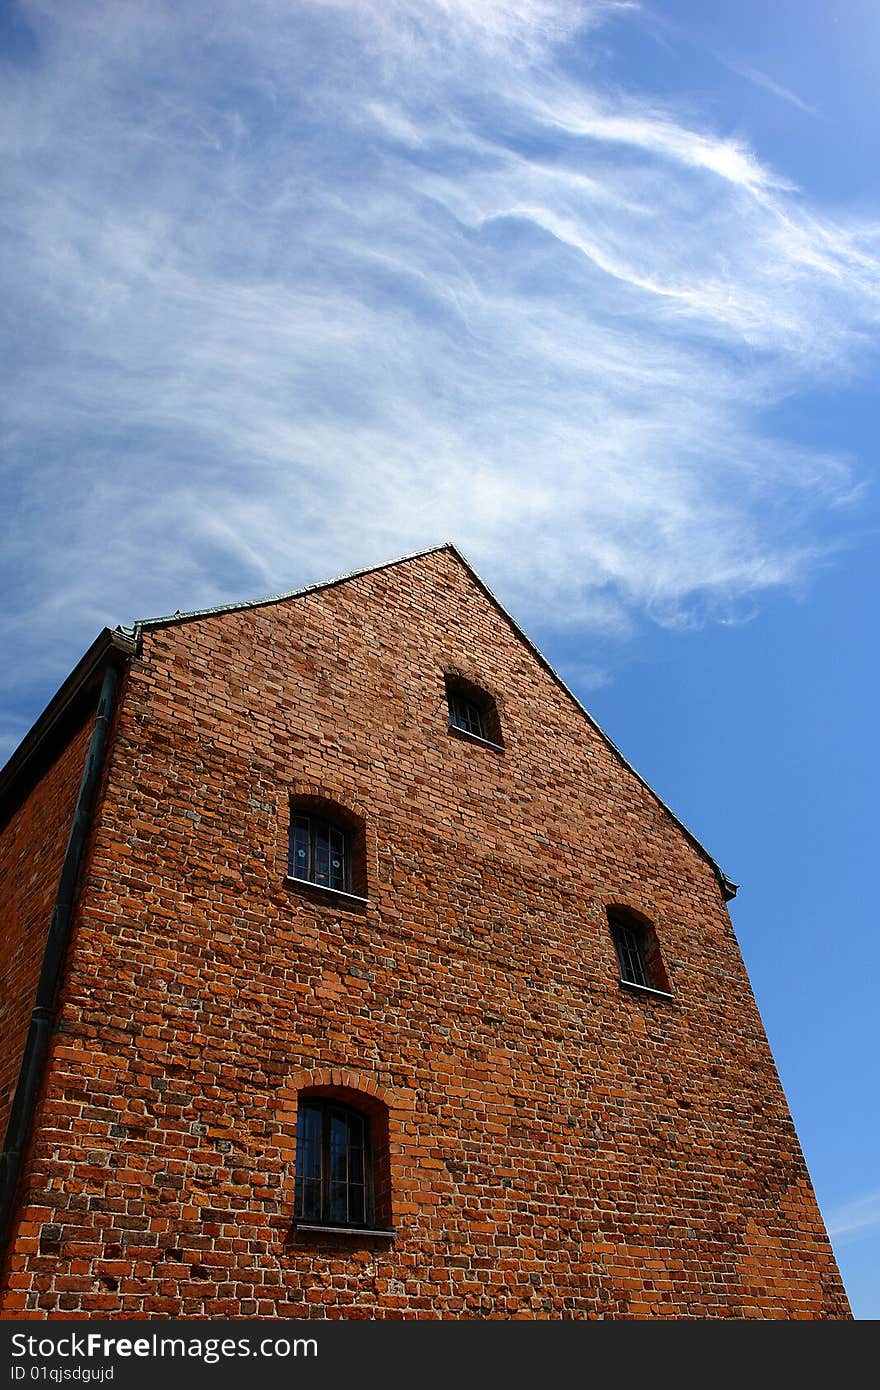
[0,717,93,1143]
[0,550,850,1317]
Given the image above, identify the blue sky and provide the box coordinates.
[2,0,878,1316]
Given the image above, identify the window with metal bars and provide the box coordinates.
[444,674,503,747]
[295,1099,373,1228]
[610,917,650,988]
[608,907,672,996]
[288,813,349,893]
[448,689,487,740]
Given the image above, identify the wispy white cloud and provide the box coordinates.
[1,0,880,756]
[727,62,817,116]
[827,1190,880,1243]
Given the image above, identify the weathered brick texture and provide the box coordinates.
[0,548,850,1317]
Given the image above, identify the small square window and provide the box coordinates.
[444,675,503,748]
[288,814,350,892]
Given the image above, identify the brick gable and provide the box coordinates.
[0,548,849,1317]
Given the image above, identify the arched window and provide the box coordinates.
[608,907,672,997]
[295,1098,372,1227]
[444,673,503,748]
[293,1090,393,1235]
[286,797,367,899]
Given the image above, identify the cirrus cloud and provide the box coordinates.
[1,0,879,752]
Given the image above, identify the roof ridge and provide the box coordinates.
[122,539,736,901]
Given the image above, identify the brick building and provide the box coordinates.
[0,544,850,1318]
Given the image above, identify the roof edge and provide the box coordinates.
[128,543,458,639]
[443,545,738,903]
[0,628,135,821]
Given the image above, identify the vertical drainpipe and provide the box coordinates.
[0,662,120,1256]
